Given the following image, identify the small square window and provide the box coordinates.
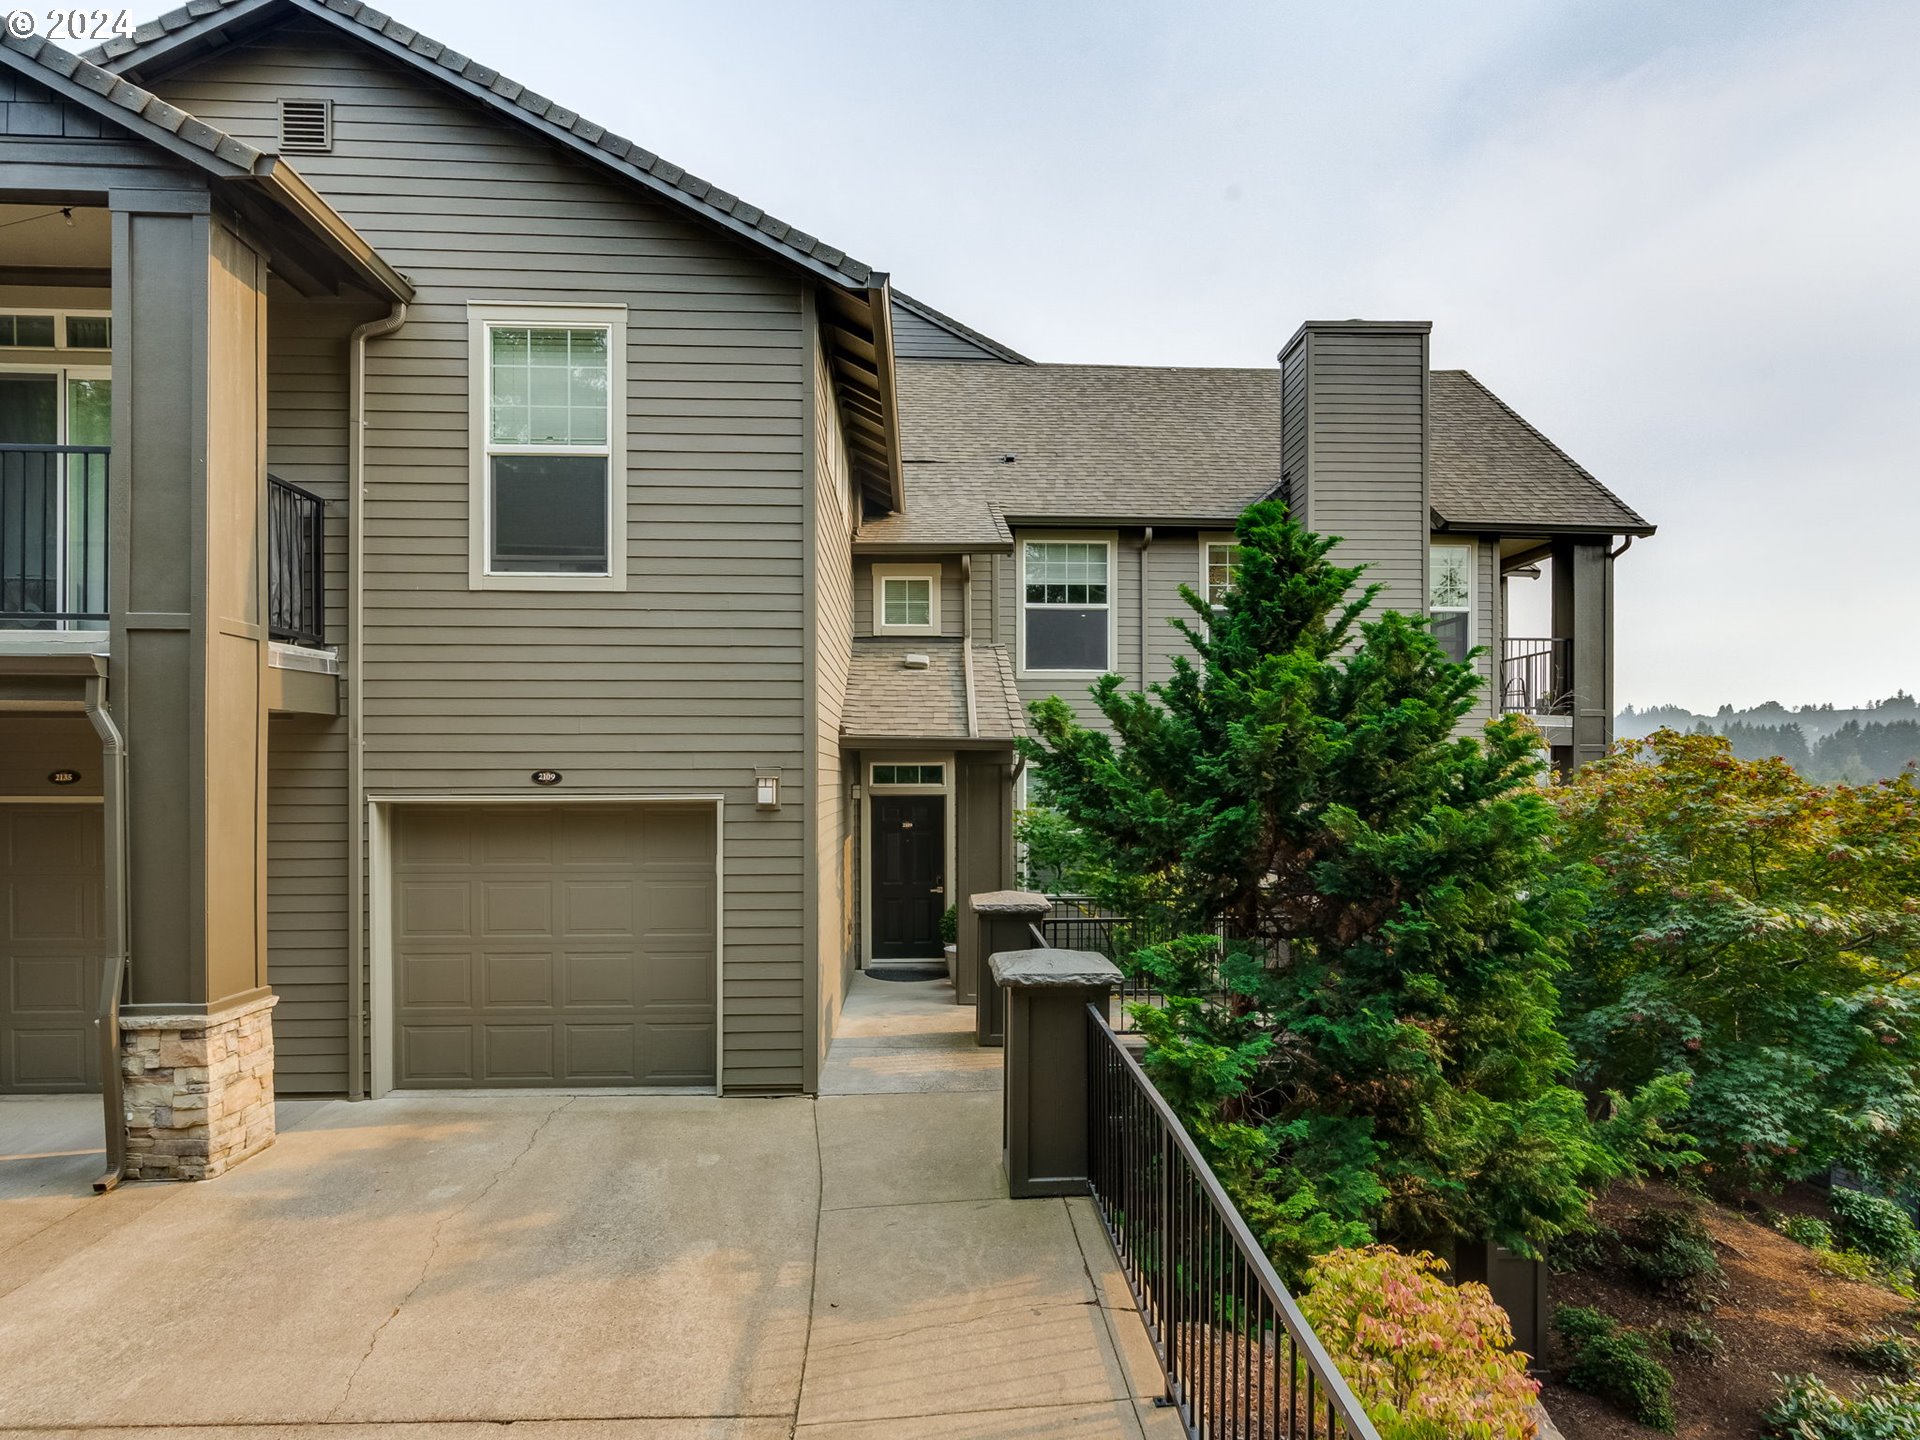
[1204,541,1243,606]
[872,565,941,634]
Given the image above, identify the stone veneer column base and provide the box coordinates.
[118,993,279,1181]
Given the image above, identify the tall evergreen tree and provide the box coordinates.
[1024,501,1683,1277]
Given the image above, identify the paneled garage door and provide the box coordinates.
[1,805,104,1093]
[392,804,716,1088]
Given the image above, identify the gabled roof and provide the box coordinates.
[1429,370,1652,536]
[89,0,900,510]
[890,292,1033,365]
[86,0,878,291]
[0,32,409,302]
[865,361,1653,551]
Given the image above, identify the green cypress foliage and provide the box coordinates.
[1022,501,1687,1277]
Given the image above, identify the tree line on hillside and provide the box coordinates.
[1620,695,1919,782]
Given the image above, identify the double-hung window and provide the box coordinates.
[1022,538,1111,673]
[468,303,626,589]
[1428,542,1473,663]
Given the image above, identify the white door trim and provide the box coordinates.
[367,793,727,1099]
[858,756,955,968]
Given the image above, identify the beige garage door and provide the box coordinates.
[392,804,717,1089]
[1,805,104,1093]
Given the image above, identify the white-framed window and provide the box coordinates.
[872,563,941,636]
[0,311,111,351]
[1201,537,1243,608]
[1021,536,1113,674]
[466,302,627,591]
[1429,541,1473,663]
[870,762,946,786]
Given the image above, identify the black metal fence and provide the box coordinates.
[1499,637,1572,716]
[0,444,109,626]
[1043,896,1231,1034]
[1087,1004,1380,1439]
[267,473,327,647]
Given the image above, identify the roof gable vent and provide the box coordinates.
[278,98,333,153]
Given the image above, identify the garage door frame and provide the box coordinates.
[368,794,726,1099]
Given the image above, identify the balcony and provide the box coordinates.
[1,448,326,649]
[0,444,109,631]
[1500,637,1574,732]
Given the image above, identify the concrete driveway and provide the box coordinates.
[0,979,1174,1439]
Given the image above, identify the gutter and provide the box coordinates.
[347,300,408,1100]
[246,158,414,306]
[83,665,127,1192]
[1607,535,1636,562]
[960,555,978,740]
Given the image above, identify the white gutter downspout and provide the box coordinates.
[347,301,407,1100]
[84,668,128,1192]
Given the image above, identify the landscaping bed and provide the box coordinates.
[1541,1181,1914,1438]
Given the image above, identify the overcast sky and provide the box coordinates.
[302,1,1920,709]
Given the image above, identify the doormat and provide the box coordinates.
[866,963,948,982]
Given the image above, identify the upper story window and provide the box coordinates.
[467,303,627,591]
[1022,538,1111,673]
[873,563,941,636]
[1203,540,1243,607]
[1429,542,1472,663]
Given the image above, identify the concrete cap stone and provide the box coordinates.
[990,948,1122,989]
[970,889,1052,916]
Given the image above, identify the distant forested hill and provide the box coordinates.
[1617,692,1920,782]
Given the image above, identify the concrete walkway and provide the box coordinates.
[0,975,1174,1438]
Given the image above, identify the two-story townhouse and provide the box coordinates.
[0,0,1651,1184]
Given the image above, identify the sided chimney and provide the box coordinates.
[1277,320,1432,617]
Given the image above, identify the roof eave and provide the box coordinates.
[1432,512,1658,540]
[247,155,413,302]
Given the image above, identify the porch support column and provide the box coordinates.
[1550,538,1614,771]
[109,190,276,1180]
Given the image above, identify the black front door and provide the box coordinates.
[872,794,945,959]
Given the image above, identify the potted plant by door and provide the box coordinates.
[940,905,958,976]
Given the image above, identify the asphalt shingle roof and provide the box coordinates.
[87,0,878,289]
[865,361,1650,549]
[842,641,1024,744]
[1429,370,1651,534]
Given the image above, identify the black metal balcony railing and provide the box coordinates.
[267,474,327,647]
[0,444,110,626]
[1500,637,1573,716]
[1088,1005,1381,1440]
[2,451,327,645]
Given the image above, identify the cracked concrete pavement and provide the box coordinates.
[0,977,1178,1438]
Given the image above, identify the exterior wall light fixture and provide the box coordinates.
[755,773,781,811]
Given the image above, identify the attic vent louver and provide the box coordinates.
[278,98,333,153]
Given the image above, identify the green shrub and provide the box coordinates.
[1556,1306,1677,1432]
[939,905,958,945]
[1780,1213,1839,1251]
[1840,1330,1920,1381]
[1822,1248,1887,1285]
[1619,1206,1726,1310]
[1301,1247,1539,1440]
[1667,1318,1724,1362]
[1763,1373,1920,1439]
[1834,1190,1920,1271]
[1549,1224,1616,1274]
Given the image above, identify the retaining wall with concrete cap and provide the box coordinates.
[971,891,1054,1047]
